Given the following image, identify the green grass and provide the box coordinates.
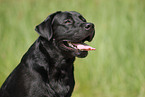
[0,0,145,97]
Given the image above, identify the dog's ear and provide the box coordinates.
[35,11,61,40]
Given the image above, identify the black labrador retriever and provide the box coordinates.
[0,11,95,97]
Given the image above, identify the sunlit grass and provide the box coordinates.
[0,0,145,97]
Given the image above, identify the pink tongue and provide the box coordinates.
[72,43,96,51]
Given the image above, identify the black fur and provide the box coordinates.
[0,11,95,97]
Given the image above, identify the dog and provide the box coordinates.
[0,11,95,97]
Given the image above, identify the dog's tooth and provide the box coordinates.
[68,43,74,47]
[79,49,85,51]
[74,47,77,49]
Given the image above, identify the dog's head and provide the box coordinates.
[35,11,95,58]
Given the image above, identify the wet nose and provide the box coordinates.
[85,23,94,30]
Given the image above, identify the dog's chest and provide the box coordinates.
[48,59,75,96]
[48,70,74,96]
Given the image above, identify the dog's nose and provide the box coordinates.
[85,23,94,30]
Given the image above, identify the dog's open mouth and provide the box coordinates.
[63,41,95,51]
[61,32,96,52]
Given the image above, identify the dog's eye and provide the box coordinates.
[79,16,86,22]
[64,19,72,24]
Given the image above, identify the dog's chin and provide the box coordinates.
[74,51,88,58]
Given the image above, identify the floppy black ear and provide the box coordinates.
[35,11,61,40]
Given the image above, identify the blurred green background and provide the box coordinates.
[0,0,145,97]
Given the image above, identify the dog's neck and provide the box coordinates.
[38,37,75,66]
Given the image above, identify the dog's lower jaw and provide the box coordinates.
[74,50,88,58]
